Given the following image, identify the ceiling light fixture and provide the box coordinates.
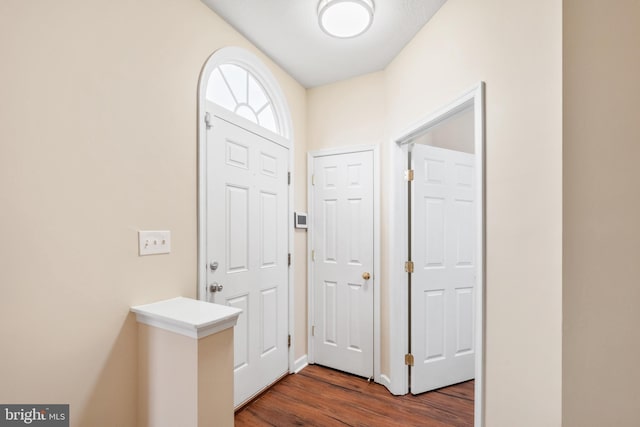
[318,0,375,39]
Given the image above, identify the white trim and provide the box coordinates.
[130,297,242,339]
[199,47,292,142]
[287,142,296,374]
[379,374,393,393]
[307,144,374,158]
[132,313,239,339]
[372,146,381,384]
[474,83,486,427]
[196,46,297,374]
[389,82,486,427]
[388,140,410,395]
[306,145,381,383]
[307,153,315,365]
[293,355,309,374]
[209,105,288,148]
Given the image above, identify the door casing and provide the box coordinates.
[307,145,381,382]
[389,83,485,426]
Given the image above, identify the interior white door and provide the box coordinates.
[411,144,475,394]
[205,110,289,407]
[311,150,374,378]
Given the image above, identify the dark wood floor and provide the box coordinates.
[235,365,474,427]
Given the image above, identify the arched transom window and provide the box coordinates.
[206,63,280,135]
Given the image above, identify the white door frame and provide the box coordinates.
[307,145,381,382]
[197,47,297,374]
[388,82,485,426]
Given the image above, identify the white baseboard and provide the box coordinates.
[379,374,392,392]
[293,355,308,374]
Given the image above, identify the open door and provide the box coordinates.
[410,118,476,394]
[392,84,484,423]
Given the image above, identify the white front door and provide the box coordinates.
[310,150,374,378]
[411,144,475,394]
[205,109,289,407]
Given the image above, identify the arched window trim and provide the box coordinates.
[198,47,292,143]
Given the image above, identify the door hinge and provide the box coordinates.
[405,169,414,181]
[311,250,315,262]
[405,353,415,366]
[311,174,315,186]
[288,334,291,348]
[288,253,291,266]
[288,171,291,185]
[204,112,212,130]
[311,326,315,336]
[405,261,414,273]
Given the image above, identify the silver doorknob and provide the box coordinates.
[209,283,224,293]
[362,272,371,280]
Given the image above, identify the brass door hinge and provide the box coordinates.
[311,250,315,261]
[405,169,414,181]
[405,261,414,273]
[311,326,315,336]
[405,353,415,366]
[288,334,291,348]
[311,174,315,186]
[288,253,291,266]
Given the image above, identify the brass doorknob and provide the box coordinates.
[362,272,371,280]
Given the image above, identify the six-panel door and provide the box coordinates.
[311,150,374,378]
[411,144,476,394]
[206,113,289,407]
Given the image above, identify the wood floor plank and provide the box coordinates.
[235,365,474,427]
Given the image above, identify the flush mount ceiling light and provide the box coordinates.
[318,0,375,39]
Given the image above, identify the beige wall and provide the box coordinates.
[16,0,636,425]
[307,71,387,152]
[138,325,198,427]
[307,0,562,425]
[197,329,234,427]
[137,325,234,427]
[0,0,306,425]
[413,107,475,154]
[563,1,640,426]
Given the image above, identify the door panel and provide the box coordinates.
[312,150,374,378]
[206,111,289,407]
[411,144,475,394]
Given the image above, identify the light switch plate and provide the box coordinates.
[138,230,171,256]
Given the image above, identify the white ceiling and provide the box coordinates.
[201,0,447,88]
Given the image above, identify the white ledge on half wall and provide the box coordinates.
[131,296,242,339]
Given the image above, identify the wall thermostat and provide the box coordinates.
[294,212,308,229]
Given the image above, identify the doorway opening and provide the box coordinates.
[390,83,485,426]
